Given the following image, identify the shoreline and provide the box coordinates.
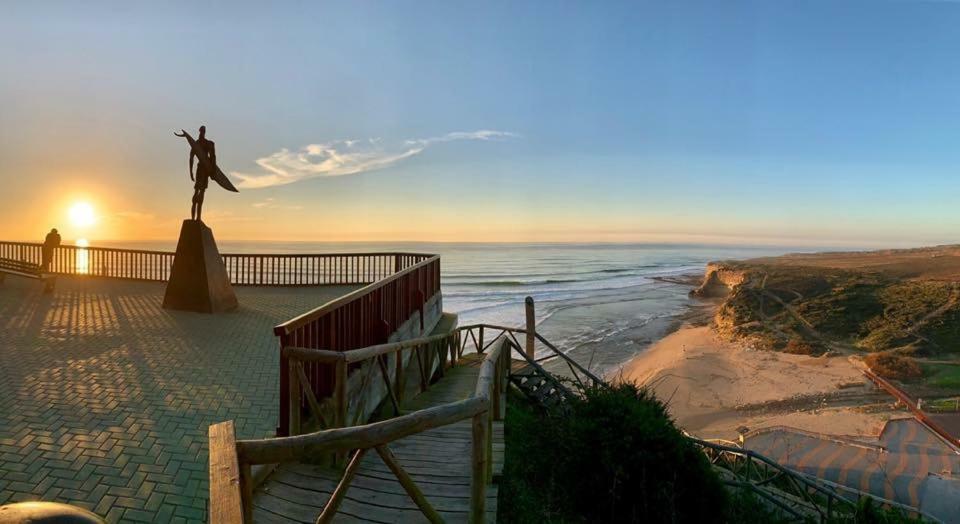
[536,272,702,378]
[609,299,897,440]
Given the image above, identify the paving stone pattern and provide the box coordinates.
[0,276,359,522]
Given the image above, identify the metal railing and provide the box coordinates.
[688,435,939,522]
[0,241,432,286]
[222,252,431,286]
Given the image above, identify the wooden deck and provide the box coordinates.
[251,353,504,523]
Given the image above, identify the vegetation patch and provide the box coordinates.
[864,352,922,381]
[712,262,960,359]
[499,384,729,522]
[920,363,960,389]
[499,383,924,523]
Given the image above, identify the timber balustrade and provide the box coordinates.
[0,241,432,285]
[208,330,512,524]
[278,321,599,439]
[456,323,607,391]
[274,255,441,436]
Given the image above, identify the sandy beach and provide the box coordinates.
[611,318,897,440]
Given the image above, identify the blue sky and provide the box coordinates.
[2,1,960,246]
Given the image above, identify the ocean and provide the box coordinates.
[99,240,802,374]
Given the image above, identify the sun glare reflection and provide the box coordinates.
[76,238,89,274]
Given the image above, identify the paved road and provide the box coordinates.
[745,419,960,520]
[0,276,358,522]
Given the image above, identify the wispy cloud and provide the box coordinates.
[232,130,517,189]
[251,197,303,210]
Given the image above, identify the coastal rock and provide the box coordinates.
[690,262,750,298]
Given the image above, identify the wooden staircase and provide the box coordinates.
[508,364,572,410]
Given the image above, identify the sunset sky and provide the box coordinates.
[3,1,960,246]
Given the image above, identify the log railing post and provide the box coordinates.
[240,462,253,522]
[278,336,291,437]
[492,350,502,422]
[335,357,348,465]
[288,358,302,436]
[395,348,404,403]
[486,403,493,483]
[494,343,507,421]
[525,296,536,359]
[501,343,509,419]
[470,410,488,524]
[208,421,244,524]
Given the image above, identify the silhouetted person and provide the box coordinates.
[183,125,216,221]
[41,228,61,272]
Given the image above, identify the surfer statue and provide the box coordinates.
[165,125,240,313]
[174,125,238,222]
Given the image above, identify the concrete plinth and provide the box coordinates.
[162,220,238,313]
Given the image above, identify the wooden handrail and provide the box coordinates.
[211,334,509,523]
[274,255,441,436]
[283,332,453,365]
[237,396,488,465]
[273,255,440,336]
[281,346,346,364]
[533,332,606,386]
[474,342,502,397]
[456,323,607,389]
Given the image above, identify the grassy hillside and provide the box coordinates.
[703,246,960,390]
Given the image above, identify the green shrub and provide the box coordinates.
[838,497,926,523]
[500,384,729,523]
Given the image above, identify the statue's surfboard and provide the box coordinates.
[176,131,239,192]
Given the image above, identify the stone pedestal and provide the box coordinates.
[162,220,238,313]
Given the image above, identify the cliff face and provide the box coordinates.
[692,251,960,360]
[690,262,751,298]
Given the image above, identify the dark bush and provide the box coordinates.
[783,337,819,355]
[500,383,728,523]
[865,352,922,381]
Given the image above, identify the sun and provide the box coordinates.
[68,202,96,228]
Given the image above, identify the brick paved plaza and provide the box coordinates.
[0,276,358,522]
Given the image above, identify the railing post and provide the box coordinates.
[208,421,244,524]
[288,358,302,436]
[496,345,508,421]
[395,348,404,403]
[278,336,291,437]
[240,462,253,523]
[492,348,502,422]
[335,357,348,464]
[486,386,494,483]
[478,326,484,356]
[525,296,536,360]
[470,409,488,523]
[335,357,348,427]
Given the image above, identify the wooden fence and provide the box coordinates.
[274,255,441,436]
[209,332,510,523]
[0,241,431,286]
